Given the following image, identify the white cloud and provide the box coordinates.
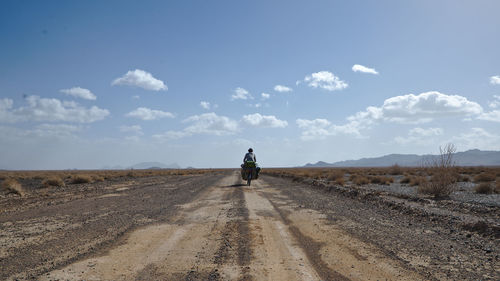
[33,124,82,138]
[60,87,97,100]
[488,95,500,108]
[296,118,332,140]
[126,107,174,120]
[112,69,167,91]
[242,113,288,128]
[119,125,143,135]
[394,127,443,145]
[231,87,252,100]
[451,128,500,150]
[372,91,482,123]
[303,71,348,91]
[0,96,109,123]
[274,85,293,93]
[200,101,211,110]
[490,75,500,85]
[132,95,140,100]
[478,110,500,122]
[352,64,379,75]
[261,93,270,100]
[296,91,485,140]
[154,112,239,140]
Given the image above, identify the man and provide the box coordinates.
[243,148,256,162]
[242,148,260,178]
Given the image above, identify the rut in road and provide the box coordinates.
[43,171,422,281]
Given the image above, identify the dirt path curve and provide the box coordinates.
[42,171,422,281]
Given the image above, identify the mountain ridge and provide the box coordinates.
[304,149,500,167]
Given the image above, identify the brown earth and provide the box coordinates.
[1,171,498,280]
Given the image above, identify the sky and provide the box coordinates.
[1,0,500,169]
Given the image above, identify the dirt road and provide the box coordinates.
[1,171,498,280]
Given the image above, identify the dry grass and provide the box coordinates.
[473,173,496,183]
[71,174,93,184]
[475,183,493,194]
[42,176,65,188]
[370,176,394,185]
[1,178,26,196]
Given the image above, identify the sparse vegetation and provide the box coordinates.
[389,164,402,175]
[473,173,496,183]
[42,176,65,188]
[475,183,493,194]
[1,178,25,196]
[418,144,457,198]
[71,175,93,184]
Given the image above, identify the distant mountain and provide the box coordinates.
[304,149,500,167]
[129,162,181,169]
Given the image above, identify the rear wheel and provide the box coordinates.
[247,171,252,186]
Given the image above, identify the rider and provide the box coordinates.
[242,148,261,176]
[243,148,256,162]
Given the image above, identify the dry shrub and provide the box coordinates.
[334,177,345,186]
[42,176,65,188]
[71,175,92,184]
[370,176,394,185]
[418,144,457,198]
[410,176,427,186]
[460,175,470,182]
[1,178,26,196]
[389,164,402,175]
[400,175,411,184]
[353,176,369,186]
[475,183,493,194]
[92,175,105,182]
[326,171,344,181]
[495,181,500,194]
[473,173,496,183]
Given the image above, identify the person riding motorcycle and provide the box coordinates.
[241,148,261,177]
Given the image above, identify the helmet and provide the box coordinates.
[248,148,253,152]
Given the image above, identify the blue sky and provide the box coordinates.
[1,0,500,169]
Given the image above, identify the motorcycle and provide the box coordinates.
[241,161,260,186]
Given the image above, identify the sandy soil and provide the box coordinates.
[1,171,498,280]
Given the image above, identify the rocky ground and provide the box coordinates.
[0,170,498,280]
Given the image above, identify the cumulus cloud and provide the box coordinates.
[274,85,293,92]
[478,110,500,122]
[303,71,348,91]
[154,112,239,140]
[490,75,500,85]
[261,93,270,100]
[352,64,378,75]
[112,69,167,91]
[231,87,252,100]
[0,96,109,123]
[296,91,485,140]
[242,113,288,128]
[394,127,443,145]
[200,101,211,110]
[60,87,97,100]
[126,107,174,120]
[488,95,500,108]
[119,125,143,135]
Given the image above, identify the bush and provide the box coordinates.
[400,175,411,184]
[353,176,369,186]
[495,181,500,194]
[42,176,65,188]
[334,177,345,186]
[326,171,344,181]
[475,183,493,194]
[71,175,93,184]
[418,144,457,198]
[1,178,25,196]
[370,176,394,185]
[389,164,403,175]
[473,173,496,183]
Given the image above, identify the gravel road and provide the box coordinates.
[1,171,498,280]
